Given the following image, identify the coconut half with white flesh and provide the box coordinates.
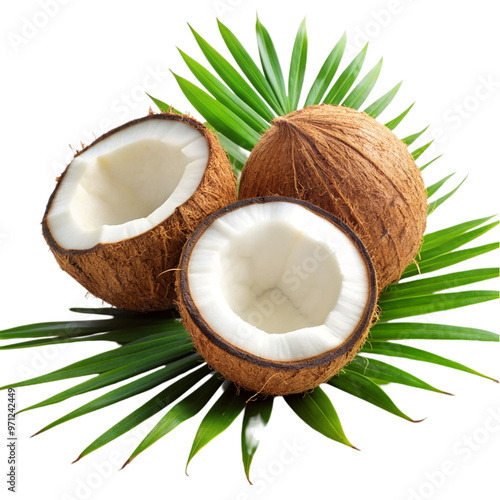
[177,197,377,396]
[42,113,237,312]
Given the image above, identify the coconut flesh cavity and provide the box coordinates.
[178,197,377,395]
[48,117,210,249]
[43,113,237,312]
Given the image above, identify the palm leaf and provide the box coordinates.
[11,341,194,410]
[329,370,420,421]
[361,341,498,382]
[287,18,308,111]
[412,140,434,161]
[75,364,211,462]
[124,373,223,467]
[403,243,499,279]
[418,222,499,263]
[342,58,383,110]
[364,81,402,118]
[186,383,247,471]
[285,387,356,449]
[32,354,203,435]
[347,357,450,394]
[426,173,455,198]
[241,397,273,483]
[304,32,346,106]
[384,102,414,130]
[178,48,269,134]
[146,94,182,115]
[69,306,173,317]
[402,126,429,146]
[369,322,499,342]
[255,16,288,112]
[0,333,190,389]
[428,177,467,215]
[217,19,282,114]
[379,290,498,322]
[0,328,178,350]
[323,43,368,105]
[189,24,275,121]
[380,268,499,302]
[0,317,166,340]
[172,73,260,150]
[420,216,495,252]
[420,154,443,171]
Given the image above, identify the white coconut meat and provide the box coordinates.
[187,201,371,362]
[47,118,209,249]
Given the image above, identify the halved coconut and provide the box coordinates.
[177,197,377,395]
[239,104,428,291]
[42,113,237,312]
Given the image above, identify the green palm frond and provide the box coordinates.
[0,18,498,484]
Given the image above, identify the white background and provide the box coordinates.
[1,1,499,499]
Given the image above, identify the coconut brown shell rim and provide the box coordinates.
[179,195,378,371]
[42,112,218,256]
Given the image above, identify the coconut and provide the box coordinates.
[42,113,237,312]
[239,104,428,291]
[177,197,377,396]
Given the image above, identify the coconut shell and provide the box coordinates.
[42,113,237,312]
[239,105,428,291]
[177,197,378,396]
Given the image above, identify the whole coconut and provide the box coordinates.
[239,104,427,291]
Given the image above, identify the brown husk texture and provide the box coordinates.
[42,113,237,312]
[176,197,378,396]
[179,306,376,395]
[239,105,428,291]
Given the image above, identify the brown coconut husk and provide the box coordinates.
[177,197,378,396]
[239,105,428,291]
[42,113,237,312]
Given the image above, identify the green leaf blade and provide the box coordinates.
[427,177,467,215]
[9,341,195,408]
[380,268,499,302]
[379,290,499,322]
[285,387,356,449]
[323,44,368,106]
[178,48,269,133]
[384,102,414,130]
[0,333,190,389]
[217,19,282,114]
[124,373,223,467]
[256,16,288,112]
[361,341,498,382]
[33,354,203,435]
[76,364,211,462]
[342,58,383,110]
[412,140,434,160]
[420,216,495,252]
[329,370,419,421]
[426,173,455,199]
[364,81,402,118]
[186,383,247,471]
[241,397,273,483]
[287,18,308,111]
[402,126,429,146]
[146,94,182,115]
[348,356,450,394]
[402,243,499,279]
[189,24,275,121]
[304,32,346,106]
[173,73,260,151]
[369,322,499,342]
